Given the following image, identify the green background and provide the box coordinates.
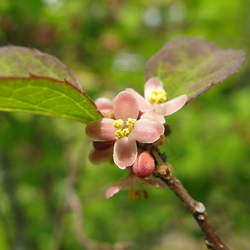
[0,0,249,249]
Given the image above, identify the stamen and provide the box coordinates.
[113,118,136,139]
[148,89,167,104]
[114,129,124,138]
[113,119,124,129]
[122,128,130,137]
[126,118,136,128]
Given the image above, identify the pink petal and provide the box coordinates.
[104,176,132,198]
[85,118,116,141]
[125,88,149,112]
[95,97,113,115]
[113,137,137,169]
[144,77,164,100]
[130,118,164,143]
[141,111,165,124]
[113,91,139,120]
[105,185,121,198]
[160,95,188,116]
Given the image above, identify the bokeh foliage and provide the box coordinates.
[0,0,249,249]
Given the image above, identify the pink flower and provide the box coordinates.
[86,90,164,169]
[105,171,167,199]
[95,97,113,118]
[127,77,188,123]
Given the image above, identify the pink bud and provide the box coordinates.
[132,152,155,177]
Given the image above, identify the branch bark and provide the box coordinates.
[152,149,231,250]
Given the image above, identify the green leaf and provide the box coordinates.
[145,38,245,101]
[0,46,81,90]
[0,46,102,124]
[0,76,102,124]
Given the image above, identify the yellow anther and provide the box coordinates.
[148,89,167,104]
[114,129,124,139]
[113,119,124,129]
[126,118,136,128]
[122,128,131,137]
[114,118,136,139]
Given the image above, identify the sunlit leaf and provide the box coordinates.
[145,38,245,101]
[0,46,102,123]
[0,76,102,124]
[0,46,82,90]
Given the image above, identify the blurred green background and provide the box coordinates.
[0,0,249,249]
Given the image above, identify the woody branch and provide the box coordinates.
[152,148,230,250]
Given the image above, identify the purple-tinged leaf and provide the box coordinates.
[145,38,245,101]
[0,46,82,90]
[0,46,102,123]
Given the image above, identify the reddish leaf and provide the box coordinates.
[145,38,245,101]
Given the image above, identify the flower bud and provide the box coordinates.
[93,141,113,150]
[89,147,113,164]
[132,152,155,177]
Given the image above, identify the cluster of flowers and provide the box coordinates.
[86,77,187,198]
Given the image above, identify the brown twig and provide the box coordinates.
[152,148,231,250]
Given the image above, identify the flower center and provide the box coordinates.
[148,89,167,104]
[113,118,136,139]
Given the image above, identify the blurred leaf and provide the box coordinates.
[0,219,8,250]
[0,76,102,124]
[0,46,82,90]
[145,37,245,101]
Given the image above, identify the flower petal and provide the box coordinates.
[113,137,137,169]
[125,88,149,112]
[85,118,116,141]
[160,95,188,116]
[141,111,165,124]
[130,118,164,143]
[95,97,113,111]
[113,91,139,120]
[144,77,164,100]
[95,97,113,115]
[105,185,121,199]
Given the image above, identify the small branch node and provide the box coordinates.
[153,149,230,250]
[197,214,205,221]
[156,163,172,178]
[195,202,206,214]
[205,240,214,249]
